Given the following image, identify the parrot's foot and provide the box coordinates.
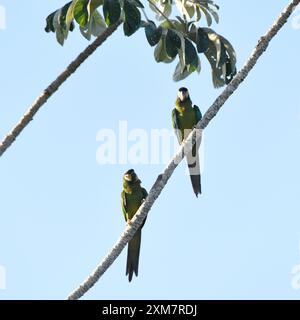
[126,220,132,226]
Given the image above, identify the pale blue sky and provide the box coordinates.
[1,0,300,299]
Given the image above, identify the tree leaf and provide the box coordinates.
[219,42,228,66]
[74,0,89,27]
[188,23,197,42]
[89,0,104,15]
[103,0,121,26]
[160,19,175,29]
[187,54,199,73]
[145,21,162,46]
[173,62,192,81]
[206,5,219,23]
[204,36,225,88]
[59,2,73,30]
[132,0,144,8]
[219,35,237,83]
[80,10,106,40]
[200,6,212,27]
[153,3,172,21]
[185,4,195,19]
[154,38,165,62]
[225,58,236,84]
[45,3,75,44]
[195,6,201,21]
[45,12,56,33]
[206,31,221,66]
[53,10,68,45]
[154,31,175,63]
[165,29,181,58]
[175,15,185,24]
[45,2,74,33]
[219,34,237,67]
[65,1,77,30]
[91,10,107,36]
[87,0,104,23]
[196,27,209,53]
[123,0,141,36]
[184,38,198,65]
[80,25,92,40]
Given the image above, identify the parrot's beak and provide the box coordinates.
[124,169,137,182]
[124,174,133,181]
[177,90,189,101]
[177,91,183,101]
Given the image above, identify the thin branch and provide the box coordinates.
[0,21,122,158]
[67,0,300,300]
[147,0,176,28]
[141,8,150,22]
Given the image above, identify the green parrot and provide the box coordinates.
[172,87,202,197]
[121,169,148,282]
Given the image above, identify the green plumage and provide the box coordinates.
[172,96,202,196]
[121,169,148,282]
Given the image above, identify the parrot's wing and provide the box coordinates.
[193,105,202,123]
[172,108,182,143]
[141,188,148,228]
[142,188,148,200]
[192,105,203,150]
[121,190,128,222]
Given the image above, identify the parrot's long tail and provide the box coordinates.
[187,149,201,197]
[126,229,142,282]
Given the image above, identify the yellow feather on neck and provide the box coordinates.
[175,97,193,113]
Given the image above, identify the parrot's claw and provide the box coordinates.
[126,220,132,226]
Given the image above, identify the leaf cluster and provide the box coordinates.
[45,0,236,86]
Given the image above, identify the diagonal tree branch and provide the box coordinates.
[0,21,122,158]
[67,0,300,300]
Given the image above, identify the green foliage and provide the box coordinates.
[154,30,175,63]
[145,21,162,46]
[165,29,181,58]
[196,27,209,53]
[45,0,236,87]
[74,0,89,26]
[80,10,107,40]
[123,0,142,36]
[103,0,121,26]
[149,0,219,25]
[45,1,75,45]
